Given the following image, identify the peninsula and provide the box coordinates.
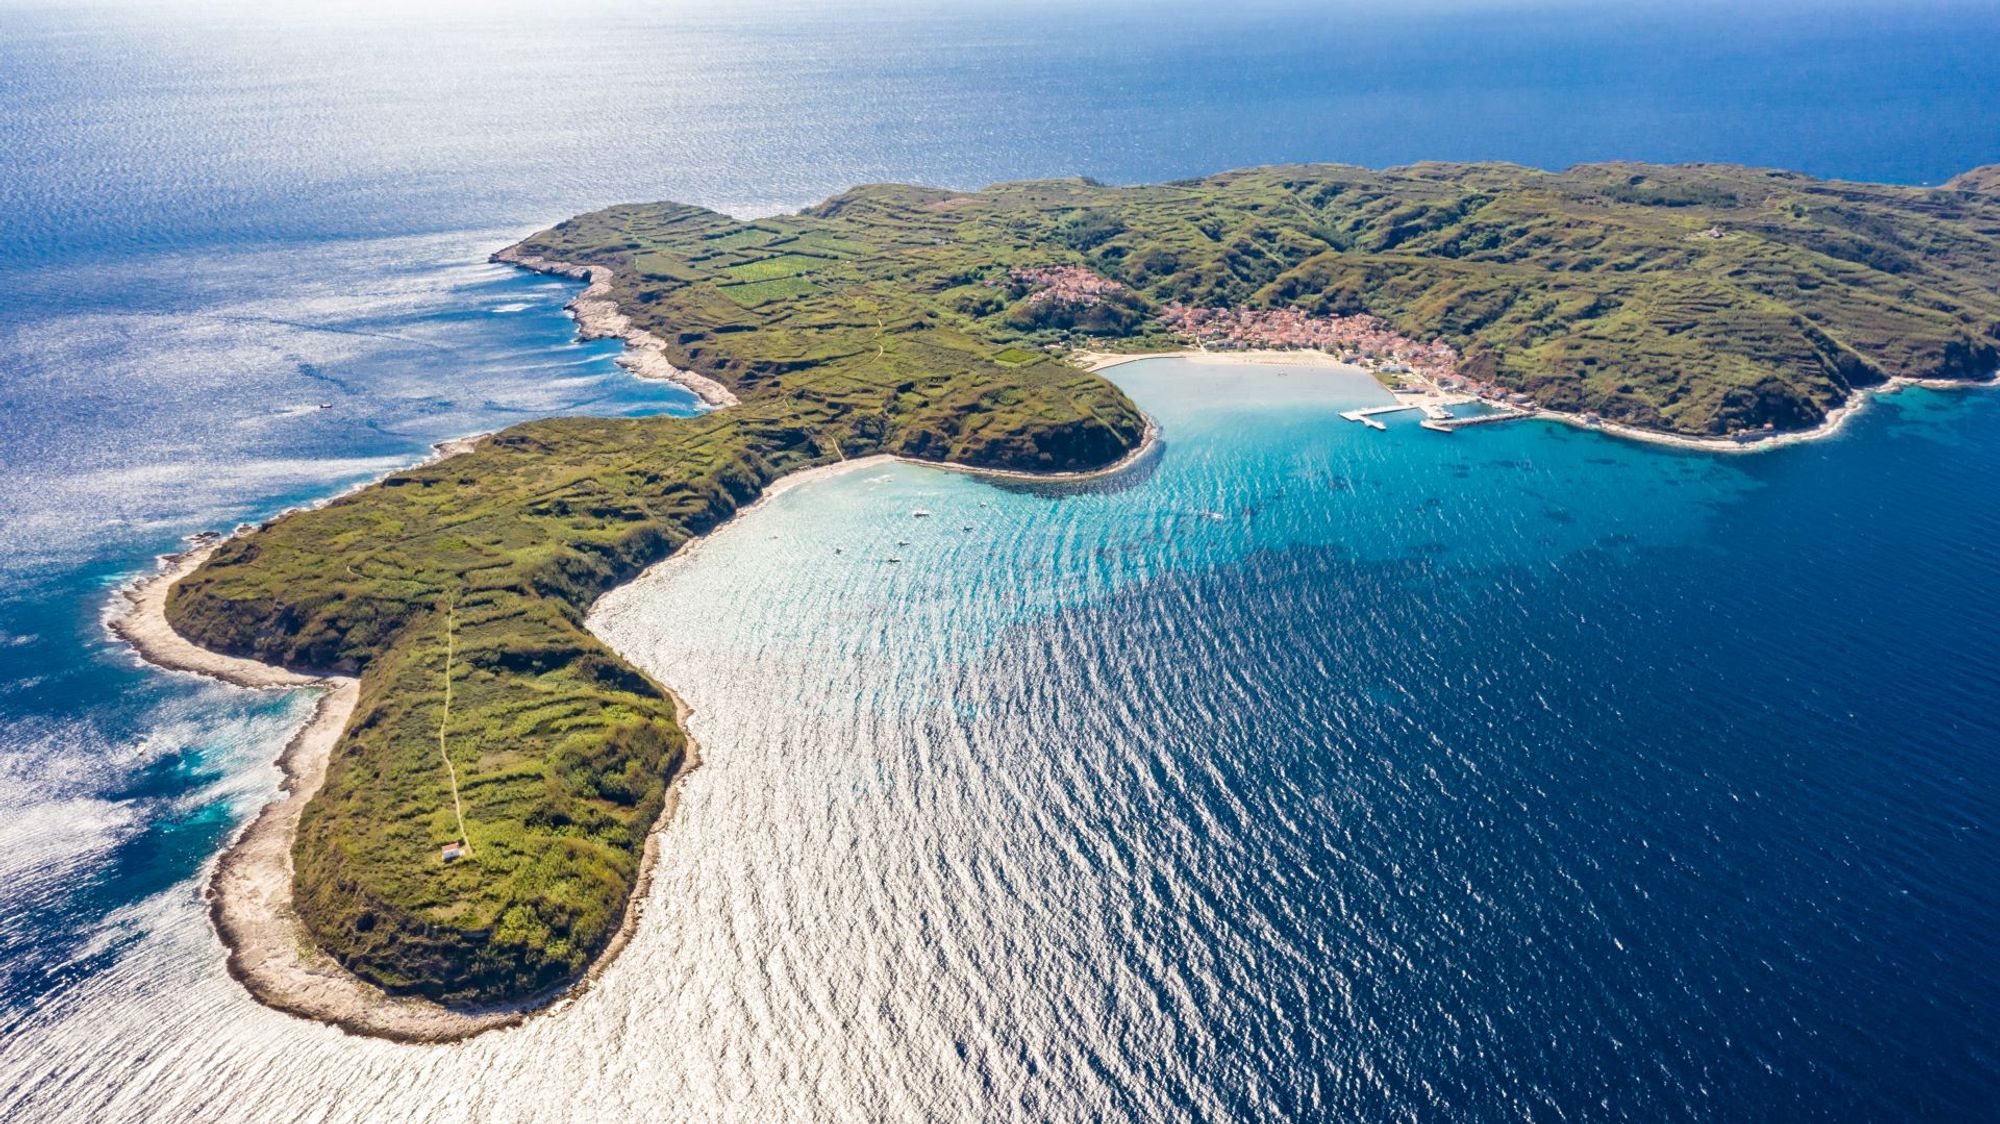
[145,161,2000,1036]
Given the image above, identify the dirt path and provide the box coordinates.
[438,601,472,855]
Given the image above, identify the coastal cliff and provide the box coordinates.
[159,160,2000,1022]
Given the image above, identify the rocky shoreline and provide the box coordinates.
[110,339,1967,1042]
[490,246,740,409]
[110,420,1155,1043]
[110,536,707,1043]
[1533,374,1995,454]
[120,242,760,1041]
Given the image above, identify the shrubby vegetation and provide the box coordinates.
[168,161,2000,1004]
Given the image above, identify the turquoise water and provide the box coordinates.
[5,359,1994,1120]
[2,1,1999,1120]
[593,361,2000,1119]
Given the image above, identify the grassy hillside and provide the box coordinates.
[517,163,2000,435]
[167,161,2000,1006]
[169,195,1147,1006]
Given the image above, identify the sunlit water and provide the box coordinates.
[3,2,1999,1120]
[6,359,1997,1120]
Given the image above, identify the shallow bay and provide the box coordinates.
[7,360,1995,1120]
[3,2,2000,1119]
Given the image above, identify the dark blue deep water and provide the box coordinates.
[0,2,1996,1120]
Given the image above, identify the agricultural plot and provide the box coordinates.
[993,346,1044,366]
[725,253,832,282]
[701,226,780,252]
[719,276,819,306]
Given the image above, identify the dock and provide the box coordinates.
[1421,407,1536,433]
[1339,404,1421,430]
[1342,396,1536,436]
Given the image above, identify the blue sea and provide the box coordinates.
[1,2,1997,1120]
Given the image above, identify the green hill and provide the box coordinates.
[165,161,2000,1007]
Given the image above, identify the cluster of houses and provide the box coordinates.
[987,278,1572,415]
[1159,303,1463,383]
[1431,371,1537,408]
[1005,264,1128,307]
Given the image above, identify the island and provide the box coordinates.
[129,161,2000,1039]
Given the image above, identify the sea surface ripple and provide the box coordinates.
[3,2,1999,1120]
[9,361,1996,1120]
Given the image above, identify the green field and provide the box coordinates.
[723,253,830,282]
[167,161,2000,1007]
[717,276,819,306]
[993,346,1043,366]
[786,231,874,258]
[632,250,701,283]
[700,227,779,252]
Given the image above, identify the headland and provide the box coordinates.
[123,161,2000,1037]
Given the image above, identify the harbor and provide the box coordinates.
[1420,405,1537,432]
[1341,394,1536,435]
[1338,404,1417,430]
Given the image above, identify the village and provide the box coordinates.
[998,263,1550,432]
[1003,266,1808,445]
[1154,301,1546,433]
[1007,263,1130,307]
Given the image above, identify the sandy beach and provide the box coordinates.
[490,247,740,409]
[1084,347,1994,454]
[593,412,1165,591]
[1077,346,1367,373]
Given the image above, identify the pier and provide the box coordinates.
[1339,404,1421,430]
[1421,407,1536,433]
[1341,397,1537,435]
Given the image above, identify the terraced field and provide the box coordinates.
[723,253,832,281]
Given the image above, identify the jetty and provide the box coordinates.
[1341,399,1496,431]
[1339,404,1421,430]
[1341,397,1537,435]
[1421,407,1536,433]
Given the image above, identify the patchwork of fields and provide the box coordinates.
[167,161,2000,1006]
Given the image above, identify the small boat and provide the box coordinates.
[911,509,933,518]
[317,402,333,410]
[888,556,902,563]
